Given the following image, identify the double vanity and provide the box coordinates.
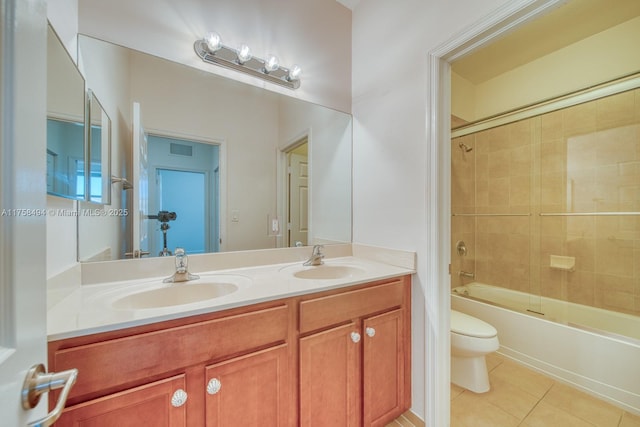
[47,245,415,426]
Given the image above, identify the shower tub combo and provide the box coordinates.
[452,283,640,414]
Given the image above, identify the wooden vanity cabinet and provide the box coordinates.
[204,344,290,426]
[48,301,292,426]
[52,374,188,426]
[48,275,411,427]
[299,276,411,427]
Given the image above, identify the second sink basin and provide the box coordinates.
[281,263,367,280]
[110,274,251,310]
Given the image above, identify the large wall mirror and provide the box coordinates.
[77,34,352,261]
[47,25,86,200]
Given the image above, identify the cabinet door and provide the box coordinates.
[363,309,405,427]
[205,344,289,427]
[55,375,187,427]
[299,322,361,427]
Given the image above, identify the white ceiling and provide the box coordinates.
[452,0,640,84]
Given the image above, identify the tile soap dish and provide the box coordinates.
[550,255,575,272]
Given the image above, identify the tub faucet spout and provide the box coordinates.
[458,270,475,279]
[163,247,200,283]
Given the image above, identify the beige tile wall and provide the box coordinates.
[451,88,640,317]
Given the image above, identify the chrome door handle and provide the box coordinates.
[21,363,78,427]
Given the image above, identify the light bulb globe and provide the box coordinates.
[204,31,222,52]
[288,64,302,81]
[237,44,252,64]
[264,54,279,73]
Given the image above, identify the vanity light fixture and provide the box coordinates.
[194,32,301,89]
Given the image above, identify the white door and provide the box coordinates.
[288,151,309,246]
[132,102,150,257]
[154,168,207,255]
[1,1,76,425]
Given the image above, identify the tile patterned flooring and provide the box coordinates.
[387,352,640,427]
[452,353,640,427]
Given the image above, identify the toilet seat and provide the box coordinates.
[451,310,497,338]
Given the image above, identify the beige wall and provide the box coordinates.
[453,16,640,123]
[451,88,640,316]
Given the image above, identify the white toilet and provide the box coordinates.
[450,310,499,393]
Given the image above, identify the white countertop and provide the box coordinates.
[47,256,414,341]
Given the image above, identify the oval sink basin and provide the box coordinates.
[112,281,239,310]
[289,265,366,280]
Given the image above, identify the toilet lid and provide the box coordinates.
[451,310,497,338]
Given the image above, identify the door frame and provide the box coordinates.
[426,0,565,425]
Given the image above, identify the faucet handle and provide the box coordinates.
[175,247,187,273]
[312,244,324,255]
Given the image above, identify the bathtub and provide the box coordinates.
[452,282,640,414]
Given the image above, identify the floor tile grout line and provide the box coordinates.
[517,378,557,426]
[540,382,626,427]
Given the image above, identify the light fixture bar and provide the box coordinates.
[194,38,301,90]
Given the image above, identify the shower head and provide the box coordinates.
[458,141,473,152]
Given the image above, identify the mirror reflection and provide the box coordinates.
[88,90,111,204]
[77,34,352,261]
[47,25,86,200]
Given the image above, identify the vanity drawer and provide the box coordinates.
[299,279,406,334]
[51,304,289,401]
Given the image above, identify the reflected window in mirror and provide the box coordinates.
[46,24,87,200]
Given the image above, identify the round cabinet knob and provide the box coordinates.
[171,389,188,407]
[365,327,376,337]
[350,332,361,343]
[207,378,222,395]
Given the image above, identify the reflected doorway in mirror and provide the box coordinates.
[147,134,220,257]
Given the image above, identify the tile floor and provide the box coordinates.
[450,353,640,427]
[387,414,420,427]
[387,353,640,427]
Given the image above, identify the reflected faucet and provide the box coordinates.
[303,245,325,266]
[163,247,200,283]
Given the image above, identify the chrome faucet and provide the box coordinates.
[303,245,325,266]
[163,247,200,283]
[458,270,475,279]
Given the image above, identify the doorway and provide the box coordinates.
[147,134,220,256]
[426,1,569,425]
[285,138,309,247]
[155,168,206,255]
